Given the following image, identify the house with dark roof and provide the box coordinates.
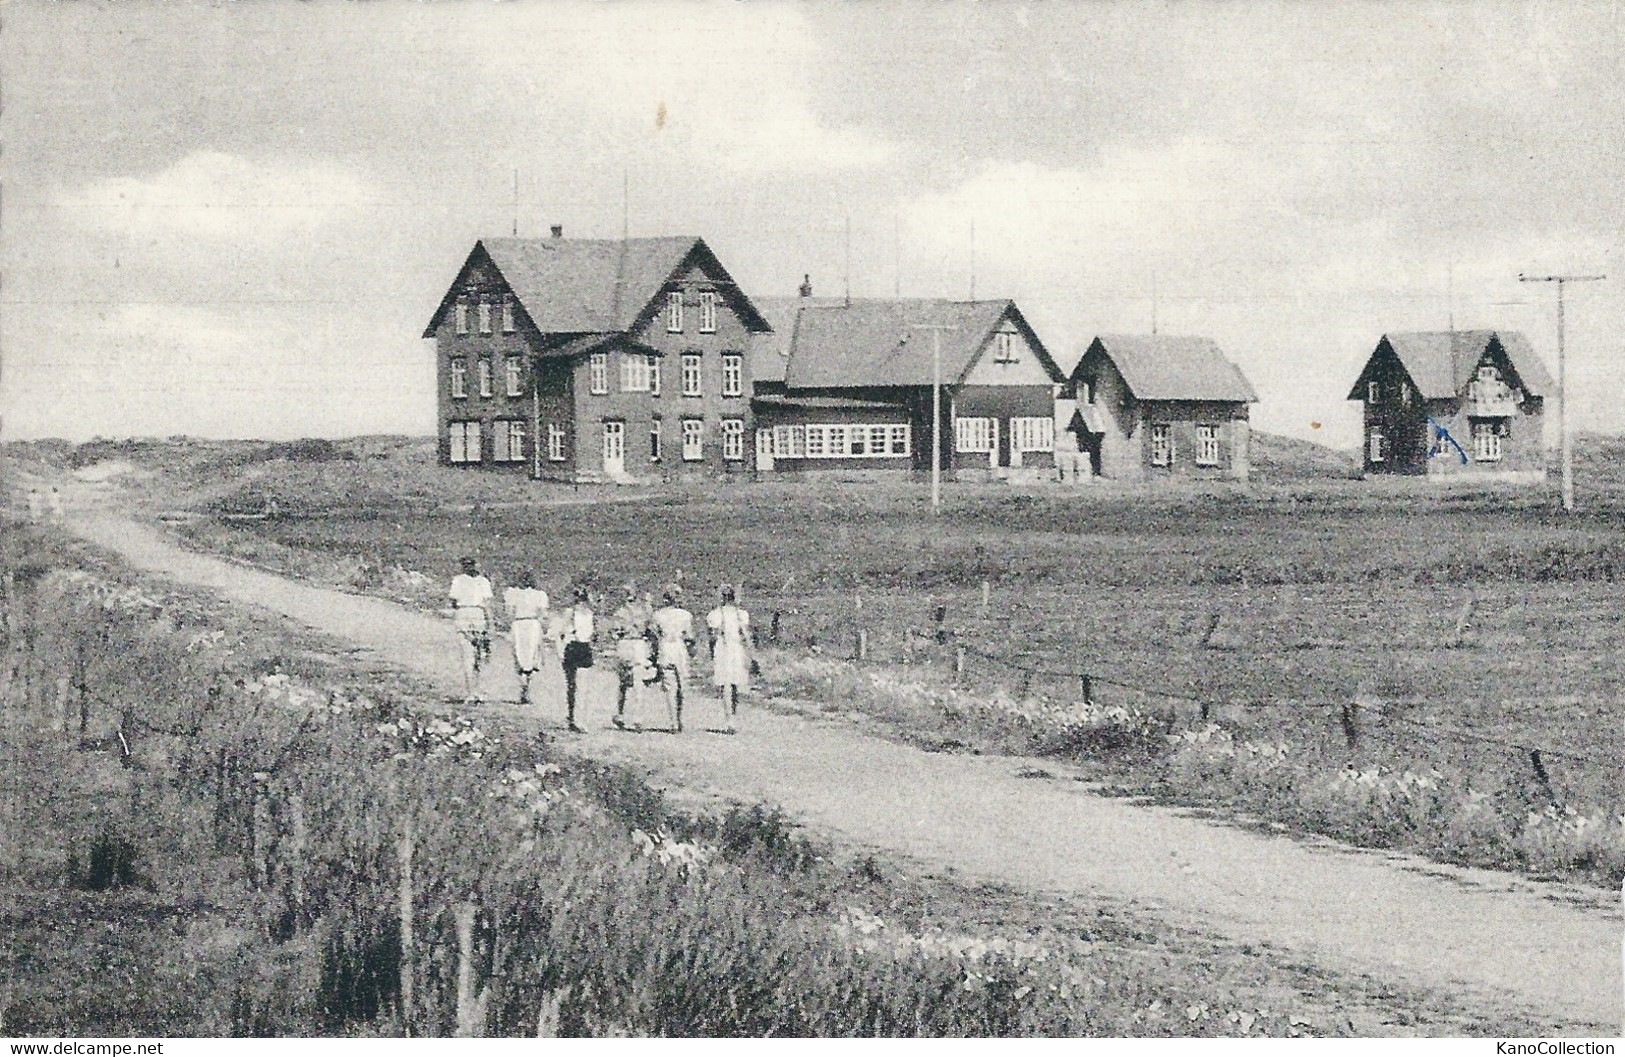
[422,230,771,482]
[1065,335,1259,481]
[1346,330,1550,478]
[750,282,1067,477]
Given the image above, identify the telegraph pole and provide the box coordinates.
[1518,272,1605,511]
[912,323,958,512]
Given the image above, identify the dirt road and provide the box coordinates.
[61,497,1622,1032]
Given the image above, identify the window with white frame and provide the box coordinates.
[1010,417,1054,452]
[477,301,492,335]
[546,422,567,462]
[493,420,526,462]
[1196,424,1221,466]
[993,329,1018,363]
[1472,419,1504,462]
[771,425,807,458]
[589,352,609,394]
[1368,426,1385,464]
[504,356,523,397]
[955,416,996,453]
[667,291,684,333]
[1367,380,1380,403]
[649,419,662,461]
[721,352,743,397]
[804,424,827,457]
[1150,423,1173,467]
[455,303,469,335]
[721,418,745,461]
[699,291,717,333]
[681,418,704,461]
[450,358,468,399]
[681,353,703,396]
[477,358,492,397]
[648,354,661,396]
[448,421,482,464]
[620,353,652,392]
[1078,379,1096,405]
[501,300,516,333]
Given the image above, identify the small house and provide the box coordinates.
[750,283,1068,477]
[1065,335,1258,480]
[1346,330,1550,478]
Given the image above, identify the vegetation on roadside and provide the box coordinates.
[7,527,1515,1037]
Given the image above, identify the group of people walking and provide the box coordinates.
[446,557,755,735]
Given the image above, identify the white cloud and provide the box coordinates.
[58,150,377,242]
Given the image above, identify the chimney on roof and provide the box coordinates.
[550,224,564,239]
[799,274,813,298]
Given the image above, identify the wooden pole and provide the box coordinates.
[397,815,415,1035]
[454,901,485,1037]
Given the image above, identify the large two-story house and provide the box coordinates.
[1346,330,1550,478]
[422,230,771,482]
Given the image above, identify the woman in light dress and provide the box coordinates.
[650,585,695,733]
[706,584,753,734]
[446,556,494,703]
[502,571,549,706]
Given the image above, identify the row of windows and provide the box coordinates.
[1150,423,1223,468]
[448,420,527,464]
[450,356,524,399]
[448,418,746,465]
[954,416,1054,454]
[1369,420,1509,464]
[666,290,719,334]
[588,350,742,397]
[760,423,913,460]
[454,300,518,336]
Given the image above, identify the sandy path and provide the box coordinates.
[61,498,1622,1032]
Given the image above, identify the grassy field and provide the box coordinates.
[4,524,1550,1037]
[16,433,1625,886]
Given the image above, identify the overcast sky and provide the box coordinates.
[3,0,1620,444]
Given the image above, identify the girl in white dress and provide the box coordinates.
[502,571,549,706]
[706,584,752,734]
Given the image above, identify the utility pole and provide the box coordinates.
[912,323,958,513]
[511,168,519,237]
[1151,271,1159,335]
[1518,272,1605,512]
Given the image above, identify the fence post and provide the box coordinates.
[1079,674,1092,706]
[1017,668,1033,699]
[856,628,868,661]
[981,580,991,611]
[933,604,948,644]
[1528,749,1557,803]
[287,790,307,930]
[397,815,415,1036]
[454,901,486,1037]
[954,646,966,683]
[1340,701,1360,750]
[770,610,782,645]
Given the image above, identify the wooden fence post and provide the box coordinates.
[1340,701,1360,750]
[1078,674,1092,706]
[397,815,415,1036]
[933,605,948,644]
[856,628,868,661]
[769,610,782,645]
[954,646,966,683]
[1017,669,1033,699]
[1528,749,1557,803]
[981,581,991,611]
[454,901,487,1037]
[287,790,307,930]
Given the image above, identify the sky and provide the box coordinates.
[3,0,1621,445]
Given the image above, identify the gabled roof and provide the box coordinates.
[1347,330,1553,400]
[1084,335,1259,403]
[423,236,770,339]
[756,297,1064,390]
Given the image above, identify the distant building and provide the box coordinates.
[1064,335,1258,480]
[1346,331,1550,479]
[422,231,771,482]
[751,281,1067,477]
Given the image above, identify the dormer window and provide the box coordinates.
[1367,380,1380,403]
[667,291,684,333]
[993,330,1018,364]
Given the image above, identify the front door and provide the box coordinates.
[602,421,625,477]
